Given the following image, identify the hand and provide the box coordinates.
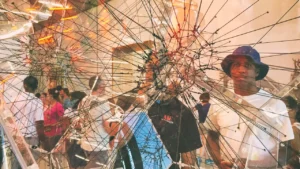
[220,160,234,169]
[221,160,245,169]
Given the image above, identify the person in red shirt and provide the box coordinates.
[44,87,64,152]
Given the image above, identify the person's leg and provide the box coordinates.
[126,135,143,168]
[181,150,197,169]
[169,152,180,169]
[10,152,22,169]
[25,137,40,161]
[206,130,222,168]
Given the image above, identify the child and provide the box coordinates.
[195,92,215,166]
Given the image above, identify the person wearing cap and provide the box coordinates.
[217,46,294,169]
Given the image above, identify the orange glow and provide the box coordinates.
[0,73,15,85]
[61,15,78,21]
[38,35,54,44]
[99,19,110,24]
[25,8,38,11]
[71,55,80,62]
[63,28,73,33]
[49,6,72,10]
[24,57,32,64]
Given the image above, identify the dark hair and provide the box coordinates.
[166,81,182,95]
[23,76,38,91]
[48,88,60,101]
[296,104,300,123]
[70,91,87,109]
[116,95,136,111]
[287,156,300,169]
[89,76,102,92]
[62,88,70,96]
[35,93,41,98]
[42,92,47,97]
[200,92,210,102]
[56,85,62,91]
[282,96,298,109]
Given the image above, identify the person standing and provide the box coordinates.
[60,88,72,110]
[10,76,45,169]
[78,76,114,168]
[195,92,214,166]
[148,82,202,169]
[216,46,294,169]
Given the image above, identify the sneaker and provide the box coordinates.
[196,157,202,166]
[205,159,214,165]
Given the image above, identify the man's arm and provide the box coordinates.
[35,120,45,144]
[34,99,45,146]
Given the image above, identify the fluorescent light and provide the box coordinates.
[38,0,63,7]
[29,11,52,16]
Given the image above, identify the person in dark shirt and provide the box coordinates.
[195,92,211,123]
[148,83,202,169]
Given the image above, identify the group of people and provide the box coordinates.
[1,45,300,169]
[144,46,300,169]
[7,74,142,169]
[8,76,88,168]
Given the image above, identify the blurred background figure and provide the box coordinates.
[195,92,214,166]
[60,88,72,110]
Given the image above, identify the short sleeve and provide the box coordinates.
[101,102,112,121]
[275,100,294,141]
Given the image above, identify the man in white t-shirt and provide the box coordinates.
[10,75,44,169]
[204,46,294,169]
[78,76,114,168]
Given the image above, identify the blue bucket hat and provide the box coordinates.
[221,46,269,80]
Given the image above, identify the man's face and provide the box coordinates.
[97,81,106,96]
[230,56,258,85]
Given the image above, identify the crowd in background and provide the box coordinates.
[3,44,300,169]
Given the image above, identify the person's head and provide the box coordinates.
[23,76,38,93]
[285,156,300,169]
[40,92,47,104]
[296,104,300,123]
[35,93,41,98]
[221,46,269,85]
[116,95,136,112]
[47,88,60,103]
[70,91,87,109]
[56,85,62,91]
[60,88,70,98]
[282,96,298,110]
[89,76,106,96]
[166,81,181,97]
[200,92,210,103]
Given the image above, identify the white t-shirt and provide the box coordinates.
[236,89,293,168]
[204,89,294,168]
[10,92,44,138]
[79,95,112,152]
